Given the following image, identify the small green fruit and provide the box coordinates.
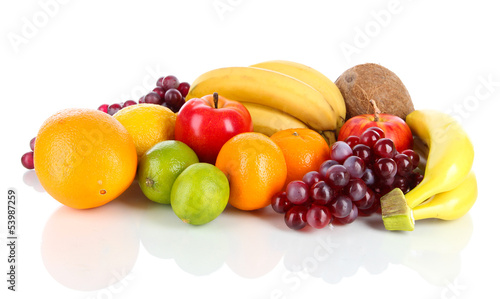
[138,140,199,204]
[171,163,229,225]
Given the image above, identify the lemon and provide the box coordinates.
[113,104,176,159]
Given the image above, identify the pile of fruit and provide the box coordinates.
[21,61,477,231]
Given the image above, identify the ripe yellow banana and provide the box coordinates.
[241,102,308,137]
[404,110,474,208]
[413,171,477,221]
[186,66,337,135]
[249,60,346,133]
[381,109,475,231]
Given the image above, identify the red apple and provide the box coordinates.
[338,100,413,152]
[175,92,253,164]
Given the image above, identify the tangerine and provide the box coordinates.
[215,132,287,211]
[270,128,330,186]
[34,108,137,209]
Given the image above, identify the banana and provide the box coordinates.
[241,102,308,136]
[412,171,477,221]
[186,66,337,135]
[250,60,346,133]
[381,109,475,231]
[404,110,474,208]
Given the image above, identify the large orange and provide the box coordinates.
[215,132,287,211]
[34,108,137,209]
[270,128,330,186]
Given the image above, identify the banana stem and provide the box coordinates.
[369,99,381,122]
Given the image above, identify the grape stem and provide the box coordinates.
[213,92,219,109]
[370,99,381,122]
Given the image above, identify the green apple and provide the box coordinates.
[171,163,229,225]
[138,140,199,204]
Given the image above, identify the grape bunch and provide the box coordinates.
[271,127,424,230]
[98,75,190,116]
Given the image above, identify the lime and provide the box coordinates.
[171,163,229,225]
[138,140,199,204]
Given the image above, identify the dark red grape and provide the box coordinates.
[344,136,360,148]
[361,168,376,185]
[306,205,332,229]
[21,152,34,169]
[331,141,353,163]
[395,154,413,177]
[310,181,334,205]
[360,129,381,148]
[354,187,376,210]
[163,89,185,112]
[319,160,339,178]
[152,86,166,99]
[286,180,309,205]
[410,172,424,189]
[302,171,322,187]
[138,96,146,104]
[271,192,292,214]
[325,165,351,189]
[144,91,163,105]
[336,204,358,224]
[402,149,420,169]
[123,100,137,108]
[374,158,397,179]
[156,77,164,87]
[285,206,308,230]
[365,127,385,138]
[162,75,180,90]
[373,138,396,158]
[108,103,122,116]
[393,175,410,193]
[352,144,372,164]
[328,194,352,218]
[345,179,368,202]
[177,82,190,97]
[343,156,365,179]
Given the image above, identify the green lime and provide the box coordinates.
[138,140,199,204]
[171,163,229,225]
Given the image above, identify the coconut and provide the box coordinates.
[335,63,414,120]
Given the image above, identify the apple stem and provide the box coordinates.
[213,92,219,109]
[370,99,381,122]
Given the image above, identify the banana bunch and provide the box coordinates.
[381,110,476,231]
[186,60,346,145]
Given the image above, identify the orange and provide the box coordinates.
[270,128,330,186]
[113,104,176,159]
[34,108,137,209]
[215,132,287,211]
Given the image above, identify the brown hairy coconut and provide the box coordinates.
[335,63,414,120]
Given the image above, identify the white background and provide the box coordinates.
[1,0,499,298]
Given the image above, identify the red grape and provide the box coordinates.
[374,158,397,179]
[331,141,353,163]
[360,129,381,148]
[156,76,164,87]
[152,86,166,99]
[306,205,332,229]
[123,100,137,108]
[365,127,385,138]
[402,149,420,169]
[344,136,360,148]
[393,175,410,193]
[373,138,396,158]
[286,180,309,205]
[343,156,365,179]
[354,187,376,210]
[271,192,292,214]
[395,154,413,177]
[144,91,163,105]
[177,82,190,97]
[345,179,367,202]
[162,75,180,90]
[352,144,372,164]
[328,194,352,218]
[336,204,358,224]
[163,89,184,112]
[21,152,34,169]
[108,103,122,116]
[310,181,334,205]
[325,165,351,189]
[319,160,339,178]
[98,104,108,113]
[361,168,376,186]
[302,171,322,187]
[30,137,36,151]
[285,206,308,230]
[138,96,146,104]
